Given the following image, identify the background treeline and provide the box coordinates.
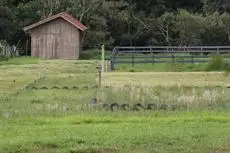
[1,0,230,54]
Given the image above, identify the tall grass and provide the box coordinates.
[98,85,229,110]
[205,55,229,71]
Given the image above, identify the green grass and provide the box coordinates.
[1,58,230,153]
[115,63,209,72]
[80,49,111,60]
[1,113,230,153]
[0,56,39,65]
[104,72,230,87]
[114,54,230,72]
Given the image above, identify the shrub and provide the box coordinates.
[0,55,9,62]
[206,55,225,71]
[129,68,136,72]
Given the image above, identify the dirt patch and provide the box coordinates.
[30,148,56,153]
[209,144,230,153]
[69,148,116,153]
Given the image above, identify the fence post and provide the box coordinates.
[101,45,105,83]
[132,47,135,68]
[110,48,116,71]
[217,47,220,54]
[171,51,175,63]
[151,47,154,65]
[191,48,194,64]
[98,67,102,87]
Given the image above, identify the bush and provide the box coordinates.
[129,68,136,72]
[0,55,9,62]
[206,55,226,71]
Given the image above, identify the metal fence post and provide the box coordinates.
[151,47,154,65]
[132,47,135,68]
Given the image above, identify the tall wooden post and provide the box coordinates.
[101,44,105,84]
[26,39,29,56]
[99,45,105,103]
[98,67,102,87]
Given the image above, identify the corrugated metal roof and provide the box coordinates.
[23,12,87,32]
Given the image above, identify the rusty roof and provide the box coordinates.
[23,12,87,32]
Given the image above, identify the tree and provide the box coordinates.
[174,9,203,46]
[155,12,175,45]
[201,12,228,45]
[220,12,230,42]
[0,6,16,44]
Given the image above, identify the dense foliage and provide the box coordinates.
[1,0,230,53]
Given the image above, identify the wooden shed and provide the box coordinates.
[23,12,87,59]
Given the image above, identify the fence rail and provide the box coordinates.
[110,46,230,70]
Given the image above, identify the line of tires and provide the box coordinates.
[95,103,188,111]
[28,85,98,90]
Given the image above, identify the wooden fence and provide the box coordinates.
[110,46,230,70]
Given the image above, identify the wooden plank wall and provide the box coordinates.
[30,18,80,59]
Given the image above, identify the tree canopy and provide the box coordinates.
[1,0,230,53]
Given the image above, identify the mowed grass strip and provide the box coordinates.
[104,72,230,87]
[1,113,230,153]
[0,76,41,95]
[115,63,208,72]
[0,59,99,95]
[35,74,97,88]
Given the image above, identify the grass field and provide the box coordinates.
[115,63,208,72]
[1,58,230,153]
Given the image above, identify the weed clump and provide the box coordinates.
[129,68,136,72]
[206,55,229,71]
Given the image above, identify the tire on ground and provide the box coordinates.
[146,103,157,110]
[158,104,169,110]
[133,103,144,111]
[102,104,110,110]
[110,103,120,111]
[120,104,130,111]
